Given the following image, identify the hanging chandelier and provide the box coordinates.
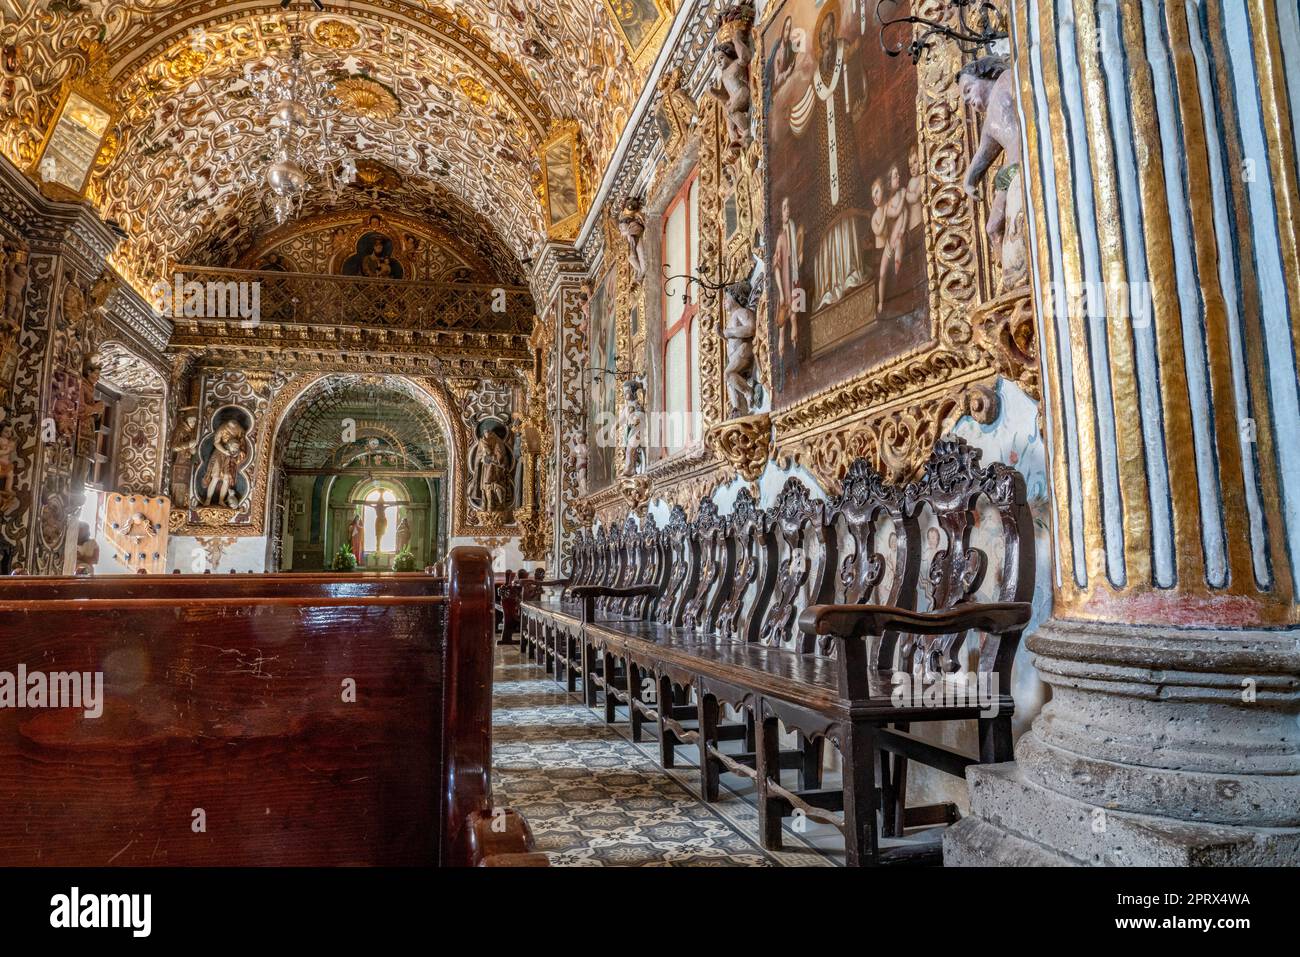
[244,9,355,224]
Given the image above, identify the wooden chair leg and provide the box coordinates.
[658,675,676,768]
[841,721,879,867]
[698,693,720,802]
[756,711,784,851]
[602,651,618,723]
[582,639,598,707]
[565,634,578,693]
[978,712,1013,763]
[628,662,643,741]
[744,709,757,753]
[799,732,823,791]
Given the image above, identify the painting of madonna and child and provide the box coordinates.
[764,0,929,406]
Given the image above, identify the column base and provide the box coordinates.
[944,762,1300,866]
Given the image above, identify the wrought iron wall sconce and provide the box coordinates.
[877,0,1009,64]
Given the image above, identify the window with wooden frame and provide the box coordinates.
[87,392,116,491]
[660,169,700,452]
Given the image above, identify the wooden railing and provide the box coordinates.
[169,265,535,334]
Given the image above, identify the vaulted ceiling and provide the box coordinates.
[0,0,674,289]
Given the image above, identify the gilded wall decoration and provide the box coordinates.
[115,394,166,496]
[0,1,662,294]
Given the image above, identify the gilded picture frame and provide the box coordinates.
[540,120,586,242]
[31,80,115,200]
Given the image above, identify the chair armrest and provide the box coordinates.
[799,601,1032,640]
[536,578,569,588]
[570,584,660,599]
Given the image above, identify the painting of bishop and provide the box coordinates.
[764,0,929,407]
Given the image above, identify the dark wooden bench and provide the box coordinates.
[521,438,1033,865]
[0,548,546,867]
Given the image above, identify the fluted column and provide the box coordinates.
[948,0,1300,864]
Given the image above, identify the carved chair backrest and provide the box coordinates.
[595,520,626,616]
[820,459,916,662]
[755,478,833,651]
[888,438,1035,681]
[562,529,588,598]
[654,505,696,627]
[634,514,666,620]
[616,520,641,617]
[682,498,727,631]
[715,488,762,642]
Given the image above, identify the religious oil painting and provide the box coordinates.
[340,231,405,279]
[763,0,929,407]
[586,268,618,492]
[604,0,669,60]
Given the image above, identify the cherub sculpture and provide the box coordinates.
[618,200,647,284]
[709,2,756,154]
[959,56,1028,291]
[620,379,646,477]
[722,279,761,418]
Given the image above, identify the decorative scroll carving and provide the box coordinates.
[972,287,1038,400]
[706,412,771,483]
[777,381,1000,490]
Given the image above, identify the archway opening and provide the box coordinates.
[269,375,451,571]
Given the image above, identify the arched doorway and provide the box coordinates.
[266,375,450,571]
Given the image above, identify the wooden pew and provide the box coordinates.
[0,547,545,867]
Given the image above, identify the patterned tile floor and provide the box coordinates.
[492,648,839,867]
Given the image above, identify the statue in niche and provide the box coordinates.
[620,379,646,477]
[168,406,200,503]
[0,242,28,396]
[722,279,760,417]
[710,2,755,154]
[349,511,364,564]
[618,199,647,284]
[197,408,253,510]
[959,56,1029,292]
[76,355,105,468]
[396,512,412,553]
[468,421,515,518]
[49,369,80,447]
[573,434,589,495]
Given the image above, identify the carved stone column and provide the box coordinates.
[946,0,1300,865]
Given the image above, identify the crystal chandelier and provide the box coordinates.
[244,13,354,224]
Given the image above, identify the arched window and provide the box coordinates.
[661,170,700,452]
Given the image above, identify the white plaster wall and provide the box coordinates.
[166,535,269,573]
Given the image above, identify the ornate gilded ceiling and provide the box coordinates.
[0,0,668,288]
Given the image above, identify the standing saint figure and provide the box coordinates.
[789,2,871,310]
[771,195,803,384]
[201,417,249,509]
[395,512,412,553]
[349,511,364,565]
